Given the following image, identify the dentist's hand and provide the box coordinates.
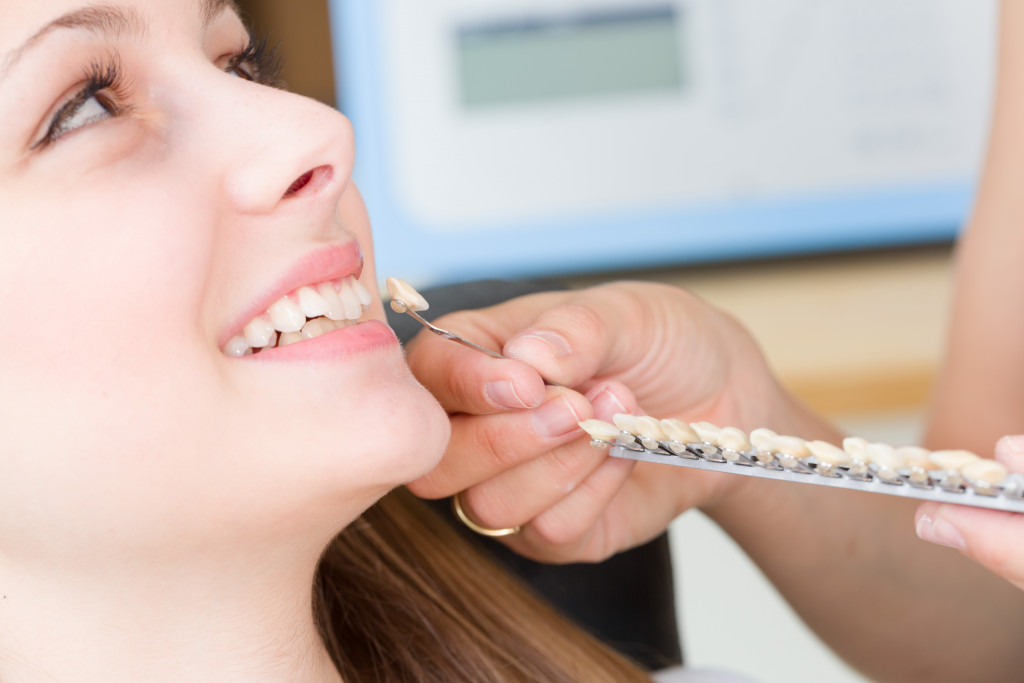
[404,281,787,563]
[916,435,1024,591]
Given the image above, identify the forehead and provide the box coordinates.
[0,0,237,51]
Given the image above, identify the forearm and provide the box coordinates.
[705,460,1024,682]
[925,0,1024,452]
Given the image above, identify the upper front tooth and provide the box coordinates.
[268,296,306,333]
[318,282,346,321]
[351,278,374,307]
[338,280,364,320]
[243,316,277,348]
[297,286,330,318]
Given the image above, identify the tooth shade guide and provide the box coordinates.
[595,414,1024,513]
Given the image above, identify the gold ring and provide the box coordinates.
[451,491,522,537]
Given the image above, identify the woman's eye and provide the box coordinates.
[226,35,283,88]
[228,63,256,81]
[50,94,116,141]
[34,60,126,149]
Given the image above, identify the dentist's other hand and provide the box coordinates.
[916,435,1024,591]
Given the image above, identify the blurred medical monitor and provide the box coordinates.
[329,0,996,287]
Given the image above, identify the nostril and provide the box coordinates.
[284,170,315,198]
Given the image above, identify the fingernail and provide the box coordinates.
[916,513,967,551]
[485,380,534,410]
[507,330,572,361]
[999,434,1024,456]
[532,395,582,439]
[590,386,628,419]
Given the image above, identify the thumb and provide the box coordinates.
[914,435,1024,590]
[502,283,662,389]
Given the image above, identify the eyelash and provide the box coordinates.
[228,34,284,87]
[33,58,131,149]
[35,33,284,150]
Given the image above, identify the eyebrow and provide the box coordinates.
[1,0,239,81]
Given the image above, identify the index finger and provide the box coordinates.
[406,325,548,415]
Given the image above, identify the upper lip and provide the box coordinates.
[221,242,365,347]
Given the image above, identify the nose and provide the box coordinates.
[200,75,356,217]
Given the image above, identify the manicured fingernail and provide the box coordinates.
[485,380,534,410]
[916,513,967,551]
[507,330,572,361]
[532,395,582,439]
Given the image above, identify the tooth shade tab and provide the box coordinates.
[930,450,980,471]
[578,419,621,444]
[718,427,751,452]
[386,276,429,313]
[660,419,699,444]
[806,440,851,465]
[963,459,1009,486]
[749,428,778,452]
[774,435,810,459]
[612,413,638,433]
[634,416,667,441]
[223,275,372,357]
[691,421,722,445]
[843,437,870,462]
[865,442,905,469]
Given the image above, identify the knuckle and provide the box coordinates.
[542,445,598,492]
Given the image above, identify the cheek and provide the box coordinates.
[0,175,214,462]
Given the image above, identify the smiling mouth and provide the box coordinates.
[222,276,374,357]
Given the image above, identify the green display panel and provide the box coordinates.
[458,7,684,108]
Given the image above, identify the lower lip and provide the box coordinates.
[246,320,398,362]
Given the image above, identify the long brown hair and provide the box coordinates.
[317,488,652,682]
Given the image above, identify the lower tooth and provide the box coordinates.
[301,317,336,339]
[278,331,304,347]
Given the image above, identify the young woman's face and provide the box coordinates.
[0,0,449,561]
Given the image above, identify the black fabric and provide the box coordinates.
[389,279,683,671]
